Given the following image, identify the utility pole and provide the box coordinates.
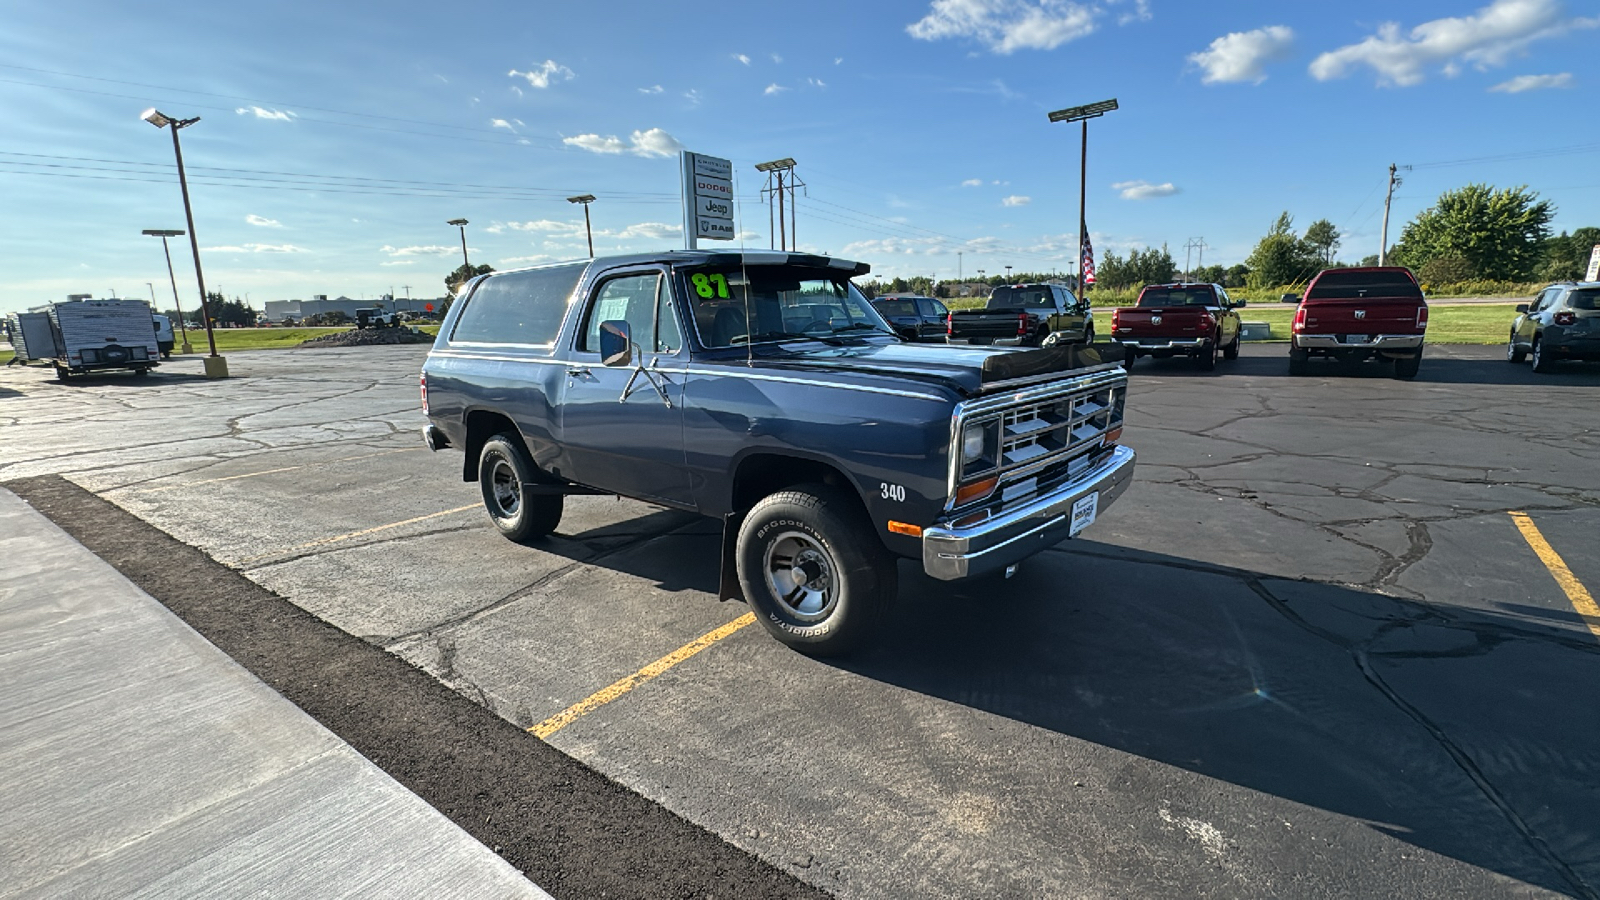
[756,159,802,251]
[1379,164,1409,266]
[402,285,412,313]
[1182,237,1209,279]
[958,251,963,283]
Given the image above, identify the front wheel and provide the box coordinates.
[1507,332,1527,364]
[736,484,896,657]
[478,433,564,544]
[1222,332,1240,360]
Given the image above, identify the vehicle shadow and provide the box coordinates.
[1209,350,1600,386]
[823,543,1600,896]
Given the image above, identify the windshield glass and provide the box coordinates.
[989,286,1055,309]
[1305,269,1422,301]
[1138,287,1216,307]
[685,265,892,347]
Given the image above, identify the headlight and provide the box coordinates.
[962,423,986,461]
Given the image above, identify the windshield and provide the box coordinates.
[989,286,1055,309]
[686,265,893,347]
[1138,287,1216,307]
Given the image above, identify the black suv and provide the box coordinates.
[1508,282,1600,372]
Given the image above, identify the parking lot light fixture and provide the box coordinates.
[567,195,596,258]
[447,218,471,282]
[1047,98,1119,295]
[141,108,225,376]
[142,229,193,354]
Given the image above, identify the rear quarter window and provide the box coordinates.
[1138,287,1216,306]
[450,263,586,345]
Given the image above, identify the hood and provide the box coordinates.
[698,340,1123,397]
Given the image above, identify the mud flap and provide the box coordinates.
[720,510,746,602]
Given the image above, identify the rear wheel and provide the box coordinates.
[54,365,70,382]
[1393,350,1421,380]
[1507,331,1527,364]
[1531,337,1555,373]
[736,484,896,657]
[1197,340,1217,371]
[478,432,564,544]
[1288,345,1309,376]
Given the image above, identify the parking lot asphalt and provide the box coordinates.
[3,343,1598,899]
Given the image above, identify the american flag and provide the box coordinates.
[1080,231,1096,285]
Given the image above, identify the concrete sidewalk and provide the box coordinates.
[0,486,551,899]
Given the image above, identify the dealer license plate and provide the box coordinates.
[1069,492,1098,536]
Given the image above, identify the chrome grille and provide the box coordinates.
[997,386,1120,472]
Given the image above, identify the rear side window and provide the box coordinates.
[1305,269,1422,301]
[990,287,1054,309]
[1138,286,1216,307]
[450,263,586,345]
[875,299,916,317]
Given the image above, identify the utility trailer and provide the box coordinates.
[7,299,161,380]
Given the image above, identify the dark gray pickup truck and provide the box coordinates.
[946,283,1094,347]
[421,251,1135,655]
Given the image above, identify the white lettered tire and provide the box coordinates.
[736,484,896,656]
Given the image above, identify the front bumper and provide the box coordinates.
[922,444,1135,580]
[1294,333,1423,350]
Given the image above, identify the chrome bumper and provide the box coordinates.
[922,445,1135,580]
[1118,338,1206,351]
[948,336,1026,346]
[1295,333,1423,350]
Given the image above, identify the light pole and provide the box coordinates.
[1047,98,1119,295]
[141,228,194,354]
[1004,265,1013,282]
[141,108,225,376]
[567,195,596,257]
[447,219,471,285]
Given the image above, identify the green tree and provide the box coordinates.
[1391,184,1554,281]
[1303,218,1340,265]
[1096,250,1129,289]
[1417,254,1474,285]
[1224,264,1250,287]
[1245,212,1320,287]
[1192,264,1226,285]
[1537,227,1600,281]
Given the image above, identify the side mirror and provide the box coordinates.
[1233,298,1247,308]
[1515,304,1529,313]
[599,320,633,367]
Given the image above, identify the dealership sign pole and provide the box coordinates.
[681,151,735,250]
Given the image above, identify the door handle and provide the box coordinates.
[567,366,587,378]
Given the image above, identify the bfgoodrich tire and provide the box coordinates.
[736,484,896,657]
[478,432,563,544]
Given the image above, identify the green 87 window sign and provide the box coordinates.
[690,273,731,299]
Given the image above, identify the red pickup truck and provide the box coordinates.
[1288,267,1427,379]
[1111,283,1243,371]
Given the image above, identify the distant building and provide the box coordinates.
[263,293,445,322]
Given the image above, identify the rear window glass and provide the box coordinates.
[989,287,1055,309]
[1305,269,1422,301]
[1138,287,1216,307]
[451,263,586,345]
[1568,290,1600,311]
[874,299,917,316]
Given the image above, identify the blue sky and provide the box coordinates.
[2,0,1596,314]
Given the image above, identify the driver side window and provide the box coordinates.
[579,273,682,354]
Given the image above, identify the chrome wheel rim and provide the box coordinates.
[763,531,838,620]
[489,457,521,518]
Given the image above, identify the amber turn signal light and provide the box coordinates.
[1102,426,1123,447]
[954,476,999,507]
[887,521,924,537]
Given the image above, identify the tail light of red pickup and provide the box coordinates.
[420,371,429,414]
[1292,306,1308,333]
[1416,306,1430,330]
[946,314,954,337]
[1111,309,1122,332]
[1017,313,1029,337]
[1554,311,1576,326]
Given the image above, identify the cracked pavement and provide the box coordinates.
[4,343,1599,898]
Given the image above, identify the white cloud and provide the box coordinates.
[771,53,783,63]
[1489,71,1573,92]
[490,118,516,130]
[1002,195,1031,206]
[764,83,788,95]
[907,0,1099,53]
[234,106,294,121]
[734,53,751,65]
[380,261,416,267]
[245,215,281,228]
[508,60,575,89]
[835,57,844,64]
[684,89,703,105]
[500,254,559,265]
[1189,25,1294,84]
[562,128,684,158]
[961,178,984,187]
[494,220,584,235]
[639,84,664,94]
[1114,0,1150,25]
[381,245,458,257]
[1113,179,1180,199]
[510,86,523,97]
[612,222,683,240]
[808,77,827,88]
[203,243,304,253]
[1309,0,1596,87]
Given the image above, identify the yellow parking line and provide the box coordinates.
[530,612,758,740]
[1509,511,1600,640]
[238,503,479,565]
[120,448,419,494]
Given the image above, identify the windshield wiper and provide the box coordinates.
[731,330,848,346]
[832,322,898,337]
